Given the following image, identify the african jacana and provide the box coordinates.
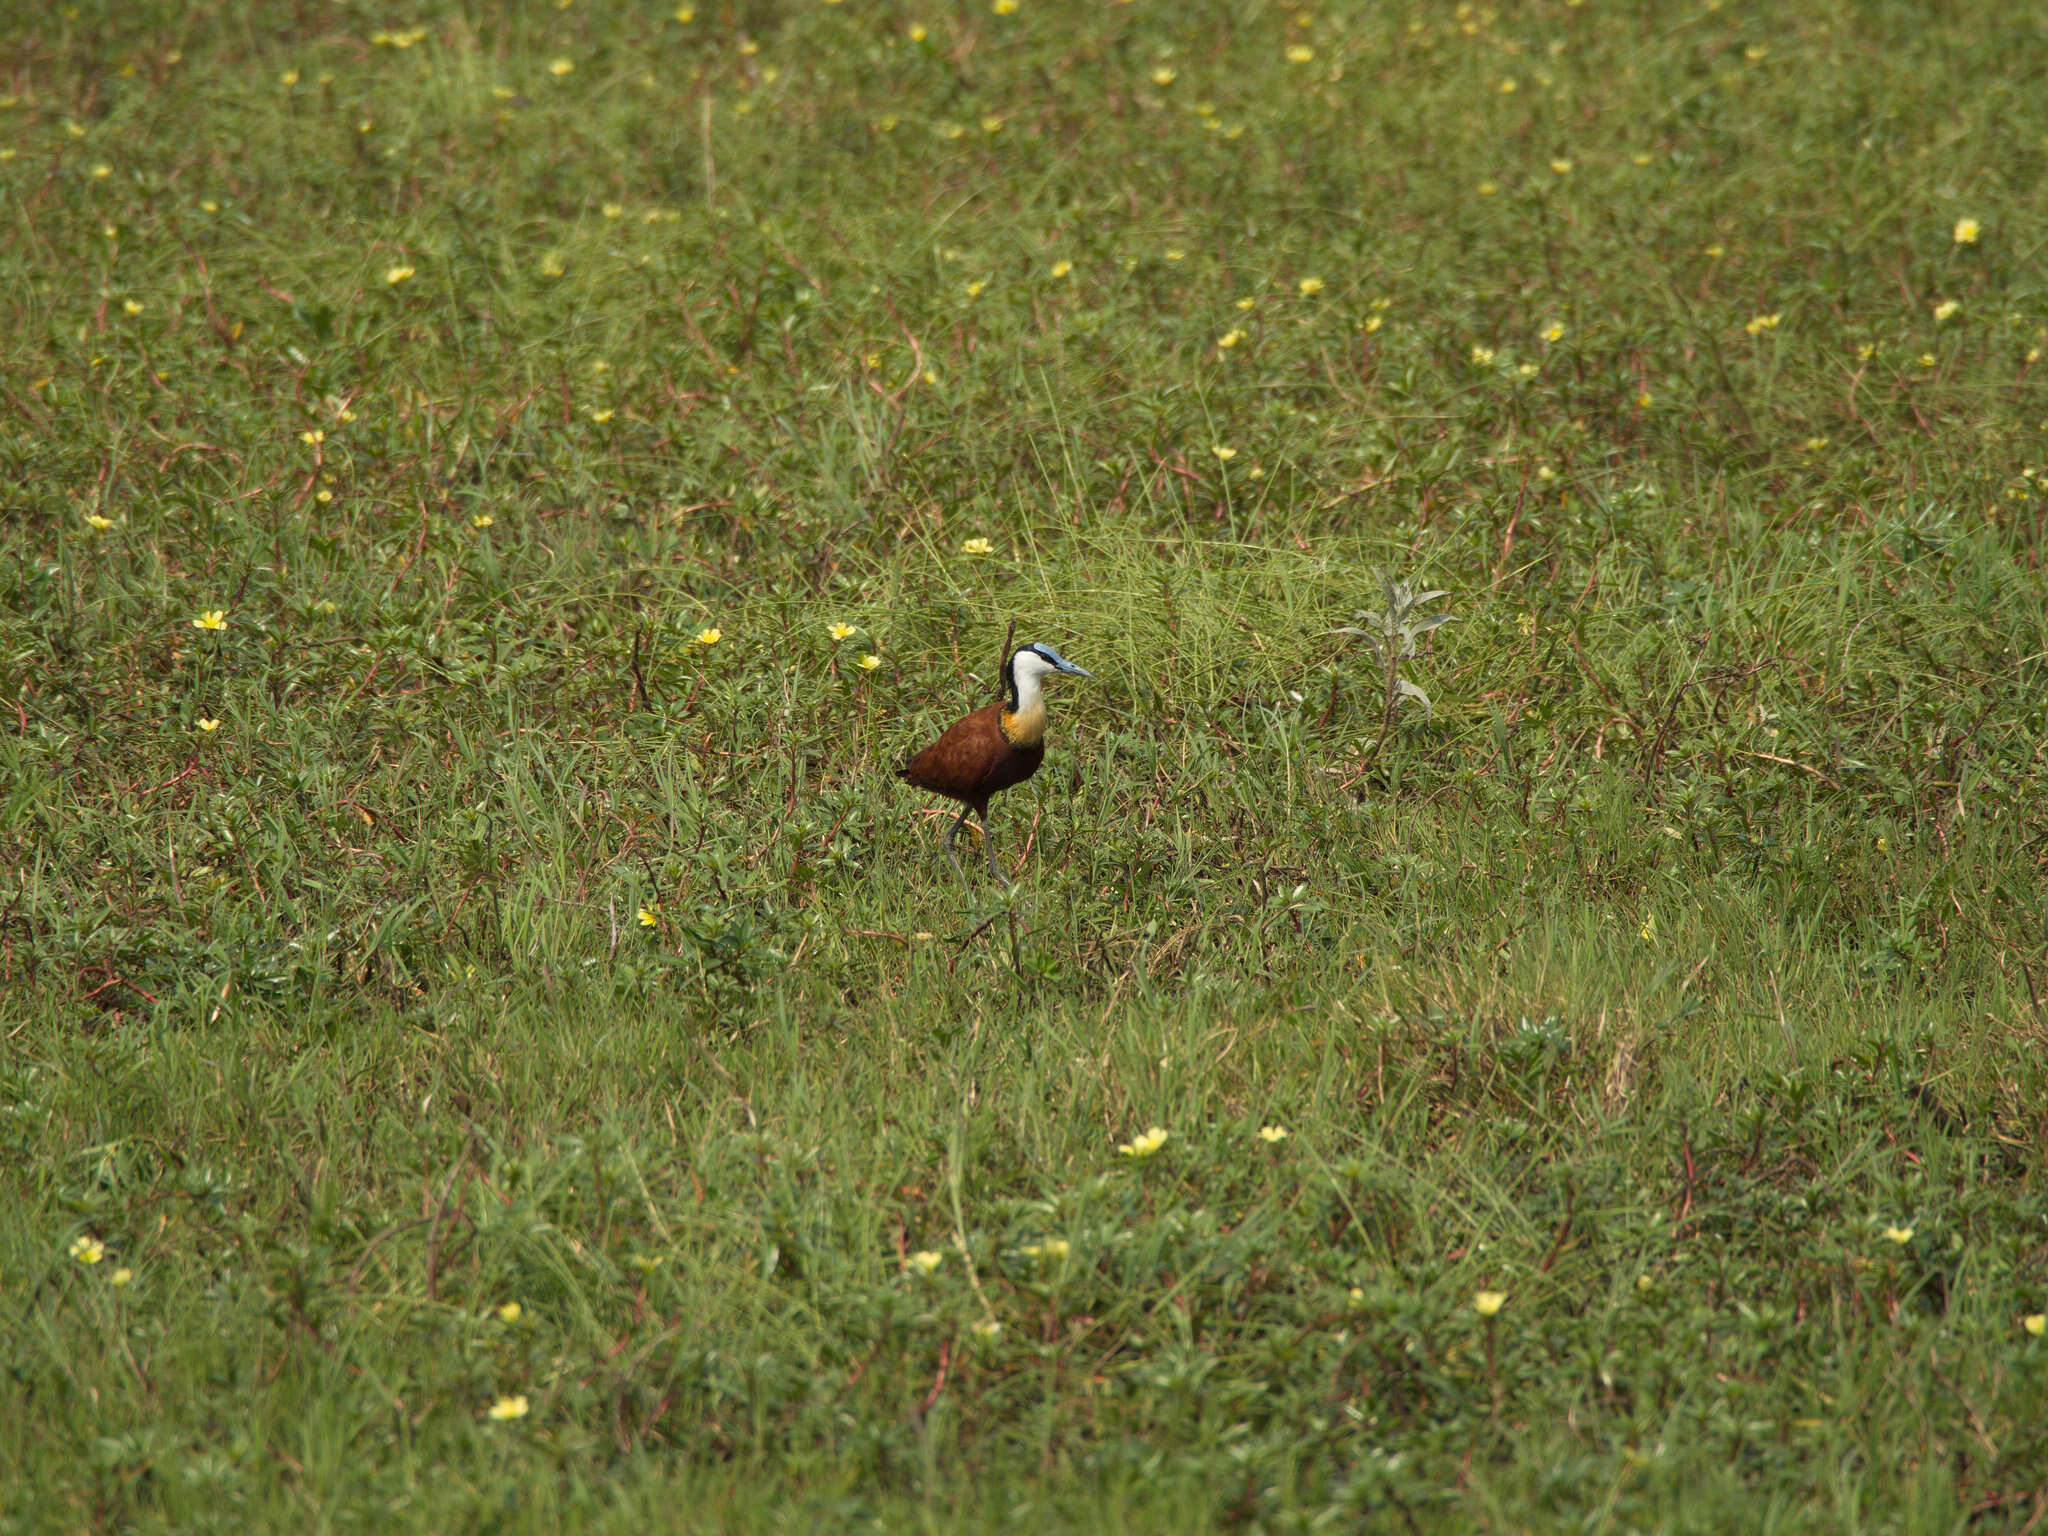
[898,642,1092,884]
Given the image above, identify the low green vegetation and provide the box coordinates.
[5,0,2047,1528]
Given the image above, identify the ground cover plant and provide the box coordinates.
[5,0,2048,1528]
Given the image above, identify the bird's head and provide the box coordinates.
[1006,642,1092,706]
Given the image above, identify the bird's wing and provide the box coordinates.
[899,702,1007,792]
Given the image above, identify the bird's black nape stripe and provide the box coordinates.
[1001,649,1018,710]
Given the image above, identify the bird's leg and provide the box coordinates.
[980,813,1013,888]
[940,802,972,884]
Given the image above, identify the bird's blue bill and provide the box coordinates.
[1035,645,1092,678]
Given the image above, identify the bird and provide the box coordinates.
[898,641,1093,885]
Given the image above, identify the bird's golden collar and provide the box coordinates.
[999,699,1046,748]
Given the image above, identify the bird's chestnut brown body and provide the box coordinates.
[897,701,1045,816]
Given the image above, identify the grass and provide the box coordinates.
[5,0,2048,1528]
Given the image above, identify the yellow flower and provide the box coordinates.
[1636,1274,1655,1292]
[315,489,332,504]
[472,514,494,529]
[694,626,722,646]
[1918,352,1936,368]
[85,514,113,531]
[1542,322,1565,343]
[1217,328,1244,348]
[1164,247,1186,262]
[1286,44,1315,63]
[1703,243,1726,258]
[992,0,1018,12]
[1117,1126,1170,1159]
[1257,1125,1289,1143]
[970,1318,1002,1339]
[2026,1314,2046,1337]
[1518,362,1539,377]
[122,298,145,316]
[588,408,613,423]
[1803,436,1829,452]
[1953,216,1981,245]
[1498,77,1517,93]
[299,429,324,446]
[1639,913,1656,944]
[980,115,1003,135]
[1637,389,1654,408]
[384,265,415,286]
[1744,313,1781,335]
[1933,299,1959,322]
[601,202,623,219]
[111,1267,133,1287]
[1549,158,1573,175]
[1744,43,1768,61]
[1050,259,1072,278]
[637,906,658,928]
[487,1394,530,1421]
[1235,295,1256,311]
[280,68,300,86]
[1151,67,1177,86]
[965,279,987,297]
[196,718,220,733]
[674,5,694,18]
[1473,1290,1506,1317]
[1211,444,1237,461]
[828,621,857,641]
[960,536,993,556]
[1882,1225,1914,1244]
[548,58,574,76]
[907,1250,944,1276]
[1022,1237,1071,1260]
[1470,344,1495,366]
[907,22,927,40]
[858,653,881,671]
[69,1235,105,1264]
[192,609,226,631]
[1631,151,1653,166]
[1478,179,1498,196]
[496,1301,523,1322]
[91,162,112,179]
[1297,276,1324,296]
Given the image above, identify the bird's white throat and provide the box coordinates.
[1010,651,1057,714]
[1001,650,1059,748]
